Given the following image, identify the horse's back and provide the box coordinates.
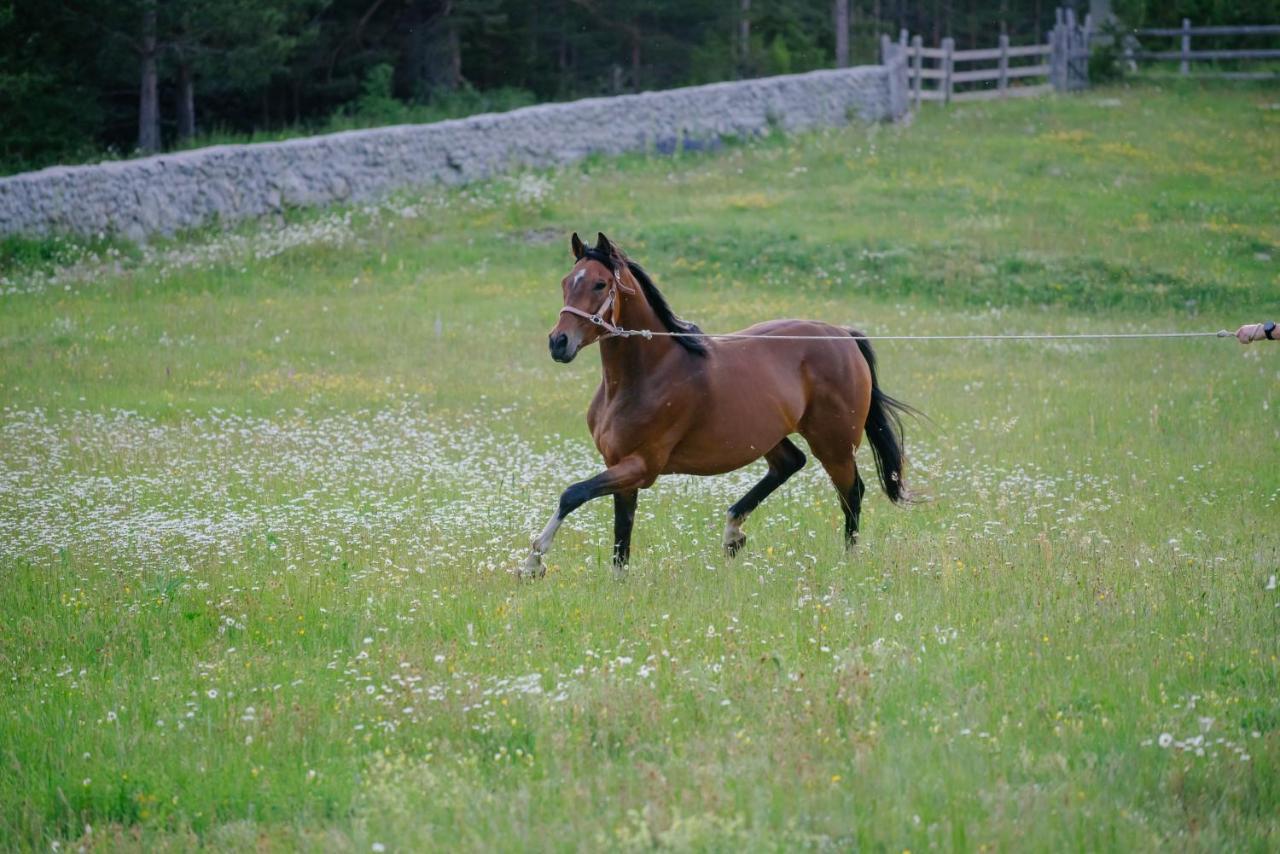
[656,319,872,473]
[716,319,872,390]
[729,318,873,424]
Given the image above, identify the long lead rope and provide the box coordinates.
[569,260,1235,343]
[603,327,1233,342]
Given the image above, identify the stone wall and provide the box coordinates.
[0,64,905,241]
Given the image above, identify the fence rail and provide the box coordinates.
[884,7,1088,106]
[1134,49,1280,61]
[1135,24,1280,37]
[1126,20,1280,76]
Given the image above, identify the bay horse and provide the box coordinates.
[521,232,913,578]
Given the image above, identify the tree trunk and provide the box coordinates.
[630,28,641,90]
[739,0,751,67]
[404,0,460,97]
[137,1,161,153]
[529,0,539,87]
[557,0,568,69]
[447,23,461,88]
[834,0,849,67]
[176,60,196,142]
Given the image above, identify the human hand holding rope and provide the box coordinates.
[1235,322,1277,344]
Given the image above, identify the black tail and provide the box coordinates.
[851,330,917,504]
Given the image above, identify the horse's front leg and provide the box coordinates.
[521,456,652,578]
[613,490,638,567]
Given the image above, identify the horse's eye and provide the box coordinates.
[593,281,607,291]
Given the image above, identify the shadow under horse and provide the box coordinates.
[522,232,916,578]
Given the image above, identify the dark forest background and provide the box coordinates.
[1,0,1277,173]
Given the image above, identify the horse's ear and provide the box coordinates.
[595,232,613,255]
[571,232,585,260]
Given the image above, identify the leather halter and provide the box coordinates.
[558,254,636,339]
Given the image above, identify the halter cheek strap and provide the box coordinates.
[559,264,645,340]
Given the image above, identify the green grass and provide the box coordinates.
[1,81,1278,851]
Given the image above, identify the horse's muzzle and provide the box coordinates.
[549,332,577,363]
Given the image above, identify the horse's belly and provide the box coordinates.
[662,445,764,476]
[662,423,790,475]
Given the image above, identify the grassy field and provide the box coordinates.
[1,81,1278,851]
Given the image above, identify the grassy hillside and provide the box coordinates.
[1,81,1278,851]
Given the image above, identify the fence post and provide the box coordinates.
[998,32,1009,96]
[1049,26,1058,90]
[942,36,954,104]
[1059,7,1069,90]
[880,34,903,118]
[1066,8,1088,91]
[899,28,908,49]
[886,39,908,118]
[1050,9,1064,91]
[1049,15,1058,90]
[1180,18,1191,75]
[911,34,923,107]
[1083,12,1095,90]
[1064,7,1078,90]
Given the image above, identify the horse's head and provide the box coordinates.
[549,231,634,363]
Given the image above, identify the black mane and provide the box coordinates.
[627,261,708,356]
[581,248,707,357]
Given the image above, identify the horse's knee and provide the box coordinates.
[556,481,593,518]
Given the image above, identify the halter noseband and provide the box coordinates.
[558,250,638,339]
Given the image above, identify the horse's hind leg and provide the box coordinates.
[805,435,865,548]
[724,438,807,557]
[840,465,866,546]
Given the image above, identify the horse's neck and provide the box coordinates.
[599,288,678,384]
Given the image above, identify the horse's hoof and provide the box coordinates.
[518,554,546,580]
[724,533,747,558]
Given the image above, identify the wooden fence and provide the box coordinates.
[1125,21,1280,79]
[883,7,1090,106]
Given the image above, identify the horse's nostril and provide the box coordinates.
[550,334,568,352]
